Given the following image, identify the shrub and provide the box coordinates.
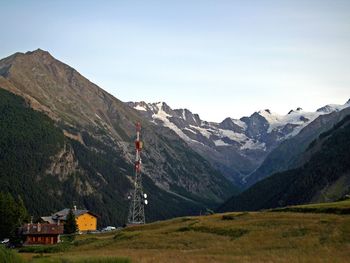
[0,245,24,263]
[222,214,236,220]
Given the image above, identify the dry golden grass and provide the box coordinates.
[23,211,350,263]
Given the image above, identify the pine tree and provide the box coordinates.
[0,192,29,241]
[64,209,78,234]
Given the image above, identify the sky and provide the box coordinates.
[1,0,349,121]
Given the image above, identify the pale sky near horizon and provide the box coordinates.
[1,0,349,121]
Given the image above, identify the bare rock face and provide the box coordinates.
[46,144,81,181]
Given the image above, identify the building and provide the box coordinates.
[22,223,63,245]
[41,208,98,232]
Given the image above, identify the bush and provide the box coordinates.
[0,245,24,263]
[61,234,76,243]
[176,226,191,232]
[222,214,236,220]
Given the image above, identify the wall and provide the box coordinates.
[76,213,97,231]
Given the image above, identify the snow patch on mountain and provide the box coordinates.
[218,129,247,143]
[189,125,212,139]
[258,110,280,126]
[214,139,230,146]
[266,111,321,133]
[232,119,247,130]
[317,100,350,113]
[134,105,147,111]
[241,140,266,150]
[152,103,193,142]
[184,127,197,134]
[182,109,186,120]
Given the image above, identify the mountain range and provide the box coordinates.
[129,99,350,187]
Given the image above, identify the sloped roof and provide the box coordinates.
[53,209,98,220]
[41,216,55,224]
[22,223,63,235]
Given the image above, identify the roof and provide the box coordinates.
[53,208,98,220]
[22,223,63,235]
[41,216,55,224]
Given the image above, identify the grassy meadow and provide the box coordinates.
[16,201,350,262]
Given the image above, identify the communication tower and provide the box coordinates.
[127,122,148,225]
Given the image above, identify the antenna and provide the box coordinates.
[127,122,148,225]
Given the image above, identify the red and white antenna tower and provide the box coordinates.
[127,122,147,224]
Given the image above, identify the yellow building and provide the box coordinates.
[42,208,98,232]
[75,211,97,232]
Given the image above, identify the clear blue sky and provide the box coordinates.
[1,0,349,121]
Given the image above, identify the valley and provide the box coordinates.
[1,2,349,262]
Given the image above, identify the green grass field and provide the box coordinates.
[18,200,350,263]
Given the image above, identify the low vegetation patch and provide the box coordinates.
[221,212,247,220]
[72,238,98,247]
[29,256,130,263]
[18,243,70,253]
[221,214,236,220]
[176,225,249,240]
[271,200,350,214]
[0,245,24,263]
[281,228,309,238]
[176,226,191,232]
[73,259,130,263]
[193,226,249,240]
[113,232,137,241]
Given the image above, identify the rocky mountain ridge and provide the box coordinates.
[128,99,350,185]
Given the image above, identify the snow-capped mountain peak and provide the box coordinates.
[127,100,350,183]
[316,99,350,113]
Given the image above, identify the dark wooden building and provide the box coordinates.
[22,223,64,245]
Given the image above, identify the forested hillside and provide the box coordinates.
[0,89,65,213]
[0,89,210,226]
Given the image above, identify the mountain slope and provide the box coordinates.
[218,114,350,212]
[0,88,212,226]
[0,49,235,224]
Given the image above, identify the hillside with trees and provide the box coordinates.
[0,88,221,226]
